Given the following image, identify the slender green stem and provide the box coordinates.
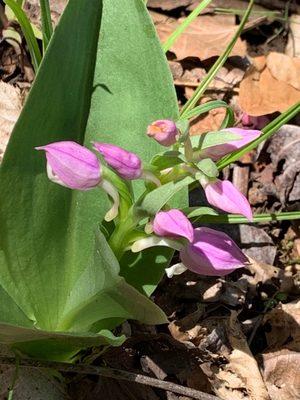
[39,0,53,51]
[180,0,255,118]
[4,0,42,72]
[217,101,300,170]
[188,210,300,224]
[163,0,213,53]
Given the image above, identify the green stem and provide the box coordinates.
[180,0,255,118]
[108,215,137,260]
[188,210,300,224]
[39,0,53,51]
[4,0,42,72]
[163,0,213,53]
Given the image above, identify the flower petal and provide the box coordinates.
[204,179,252,221]
[153,209,194,242]
[180,227,248,276]
[93,142,142,180]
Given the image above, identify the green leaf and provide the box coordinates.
[181,100,234,128]
[191,130,242,149]
[0,0,179,359]
[135,176,194,218]
[4,0,42,72]
[197,158,219,178]
[151,151,184,170]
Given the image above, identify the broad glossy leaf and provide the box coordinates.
[0,0,179,358]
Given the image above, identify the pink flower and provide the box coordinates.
[153,209,194,242]
[202,128,261,161]
[204,179,252,221]
[180,227,248,276]
[36,141,101,190]
[147,119,178,147]
[93,142,142,180]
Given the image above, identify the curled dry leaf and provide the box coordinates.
[154,14,246,60]
[263,300,300,351]
[267,125,300,203]
[239,53,300,116]
[0,82,23,162]
[260,349,300,400]
[148,0,194,10]
[24,0,67,27]
[286,14,300,58]
[213,313,270,400]
[245,257,281,287]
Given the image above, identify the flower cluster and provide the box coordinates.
[36,119,260,277]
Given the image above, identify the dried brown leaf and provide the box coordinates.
[263,300,300,351]
[213,313,270,400]
[266,52,300,90]
[286,14,300,58]
[261,349,300,400]
[0,82,23,162]
[155,14,246,60]
[239,54,300,116]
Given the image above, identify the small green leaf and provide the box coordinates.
[151,151,184,170]
[191,130,242,150]
[197,158,219,178]
[135,176,194,218]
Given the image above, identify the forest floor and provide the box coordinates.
[0,1,300,399]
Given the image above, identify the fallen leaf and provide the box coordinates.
[245,257,281,287]
[267,125,300,203]
[286,14,300,58]
[260,349,300,400]
[263,300,300,351]
[213,313,270,400]
[155,14,246,60]
[0,82,23,162]
[24,0,67,28]
[266,52,300,90]
[148,0,194,10]
[239,53,300,116]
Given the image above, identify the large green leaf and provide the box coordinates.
[0,0,181,358]
[0,231,166,360]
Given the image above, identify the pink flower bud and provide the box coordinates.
[204,179,252,221]
[153,209,194,243]
[93,142,142,180]
[147,119,178,147]
[36,141,101,190]
[180,227,247,276]
[202,128,261,161]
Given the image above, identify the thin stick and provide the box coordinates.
[0,356,221,400]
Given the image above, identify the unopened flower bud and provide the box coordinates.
[201,128,261,161]
[93,142,142,180]
[36,141,101,190]
[147,119,178,147]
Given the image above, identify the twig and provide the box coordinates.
[0,356,221,400]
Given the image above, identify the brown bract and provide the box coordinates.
[239,53,300,116]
